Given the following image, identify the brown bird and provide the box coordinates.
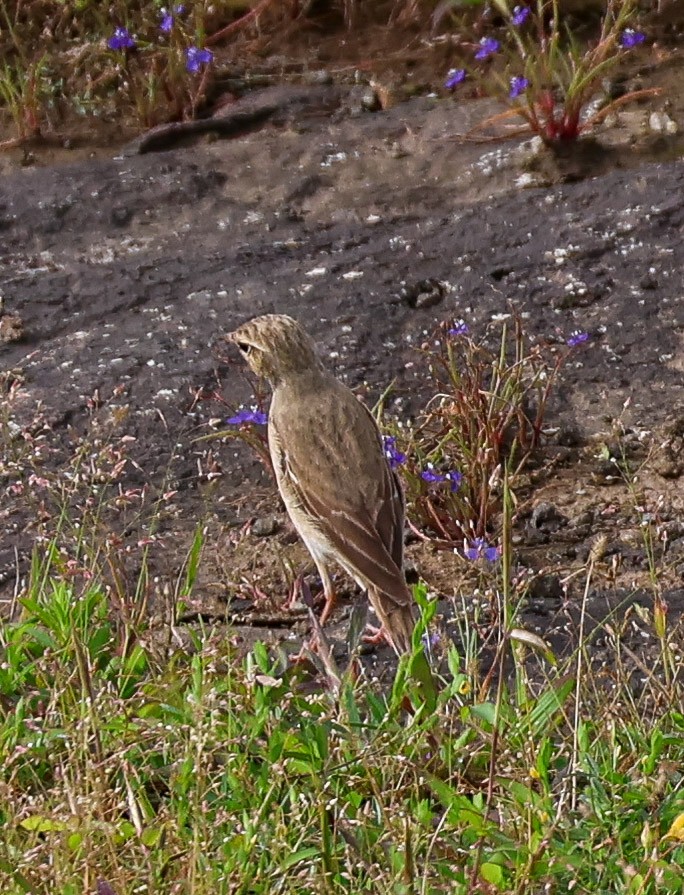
[226,314,416,655]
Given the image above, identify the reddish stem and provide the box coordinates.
[205,0,274,46]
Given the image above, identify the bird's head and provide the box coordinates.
[226,314,323,385]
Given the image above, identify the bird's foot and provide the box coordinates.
[362,624,393,648]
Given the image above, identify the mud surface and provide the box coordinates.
[2,78,684,674]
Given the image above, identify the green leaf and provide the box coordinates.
[20,815,65,833]
[281,846,320,870]
[480,862,504,886]
[141,826,164,848]
[471,702,497,727]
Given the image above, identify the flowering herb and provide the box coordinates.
[421,466,446,484]
[108,27,136,51]
[383,436,406,469]
[448,319,469,337]
[422,630,441,649]
[185,46,213,73]
[444,2,653,146]
[445,69,467,89]
[475,37,500,60]
[566,331,589,348]
[160,5,185,33]
[464,538,500,563]
[511,5,530,26]
[620,28,646,48]
[509,76,529,99]
[227,408,268,426]
[446,471,463,493]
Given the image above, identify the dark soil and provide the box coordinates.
[2,23,684,676]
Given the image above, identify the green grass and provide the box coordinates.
[1,544,683,894]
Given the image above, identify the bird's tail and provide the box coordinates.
[369,586,439,709]
[368,587,416,656]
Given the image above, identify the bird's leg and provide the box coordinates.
[316,563,337,625]
[283,574,305,611]
[285,561,336,622]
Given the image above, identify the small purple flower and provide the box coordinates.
[227,408,267,426]
[186,46,213,73]
[511,5,530,26]
[465,538,500,563]
[108,26,136,51]
[421,465,446,484]
[446,470,463,493]
[448,319,469,337]
[509,76,529,99]
[422,630,441,649]
[383,436,406,469]
[475,37,500,60]
[566,330,589,348]
[620,28,646,49]
[445,68,467,89]
[160,5,185,33]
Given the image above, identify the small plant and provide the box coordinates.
[105,12,215,126]
[445,0,657,144]
[390,313,587,546]
[0,56,51,145]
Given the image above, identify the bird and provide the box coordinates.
[226,313,416,655]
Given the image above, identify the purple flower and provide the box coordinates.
[511,5,530,25]
[445,68,467,89]
[422,630,441,649]
[383,436,406,469]
[465,538,500,563]
[160,5,185,32]
[475,37,500,60]
[448,319,469,337]
[620,29,646,49]
[566,330,589,348]
[421,466,446,484]
[108,26,136,51]
[227,408,267,426]
[446,470,463,493]
[186,46,213,73]
[509,76,529,99]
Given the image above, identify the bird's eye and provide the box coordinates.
[237,342,253,355]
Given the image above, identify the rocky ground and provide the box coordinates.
[2,39,684,676]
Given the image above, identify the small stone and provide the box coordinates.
[554,425,583,447]
[528,574,563,601]
[361,87,381,112]
[251,516,280,537]
[530,501,568,532]
[0,314,25,343]
[303,70,333,86]
[400,279,446,309]
[649,111,678,135]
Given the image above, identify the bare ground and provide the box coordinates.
[2,51,684,677]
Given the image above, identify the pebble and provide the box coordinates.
[251,516,280,538]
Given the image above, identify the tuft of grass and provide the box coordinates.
[388,312,577,548]
[1,542,684,894]
[445,0,659,145]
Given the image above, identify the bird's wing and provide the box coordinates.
[270,379,410,611]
